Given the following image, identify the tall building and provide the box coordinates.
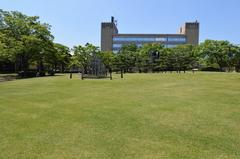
[101,17,199,52]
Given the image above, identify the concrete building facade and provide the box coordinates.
[101,17,199,52]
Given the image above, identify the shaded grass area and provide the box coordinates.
[0,72,240,159]
[0,73,17,82]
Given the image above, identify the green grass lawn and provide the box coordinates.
[0,73,240,159]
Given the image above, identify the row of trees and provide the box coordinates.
[0,10,71,76]
[119,40,240,73]
[1,10,240,77]
[114,44,198,73]
[70,41,240,75]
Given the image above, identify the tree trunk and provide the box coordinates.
[109,68,112,80]
[110,72,112,80]
[121,69,123,78]
[14,61,17,73]
[61,64,64,73]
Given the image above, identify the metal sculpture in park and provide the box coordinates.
[81,53,112,80]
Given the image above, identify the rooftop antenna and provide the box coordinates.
[114,19,118,27]
[111,16,114,23]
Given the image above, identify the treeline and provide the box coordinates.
[1,10,240,77]
[119,40,240,73]
[71,42,240,74]
[0,10,71,77]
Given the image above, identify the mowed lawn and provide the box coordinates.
[0,73,240,159]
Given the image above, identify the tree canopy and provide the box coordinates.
[0,9,71,75]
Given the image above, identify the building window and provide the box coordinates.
[113,44,122,48]
[113,37,155,42]
[113,36,184,43]
[112,43,143,52]
[167,37,186,42]
[155,37,167,42]
[166,44,178,48]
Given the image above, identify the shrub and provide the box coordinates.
[201,67,221,72]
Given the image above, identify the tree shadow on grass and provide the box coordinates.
[0,74,65,83]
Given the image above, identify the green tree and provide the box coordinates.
[117,44,138,72]
[135,47,148,73]
[53,43,71,73]
[172,44,198,73]
[0,33,6,61]
[72,43,99,73]
[232,45,240,72]
[199,40,232,71]
[140,43,164,72]
[0,31,23,71]
[225,44,240,72]
[159,48,171,72]
[0,9,54,73]
[97,51,115,72]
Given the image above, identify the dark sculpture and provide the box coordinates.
[81,54,112,80]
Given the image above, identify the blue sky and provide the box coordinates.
[1,0,240,48]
